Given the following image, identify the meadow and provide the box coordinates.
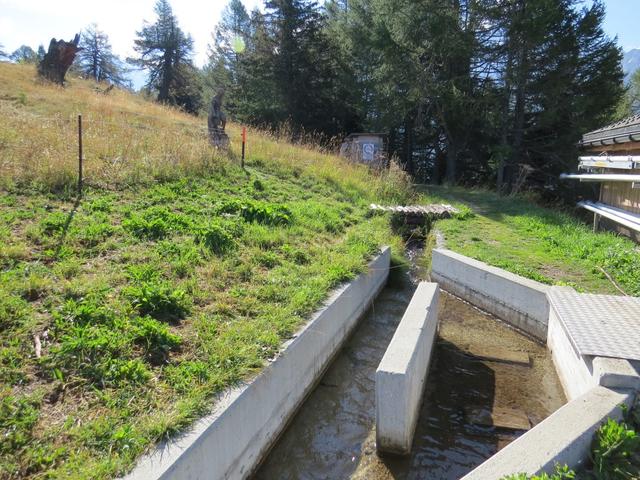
[0,63,409,478]
[1,62,639,479]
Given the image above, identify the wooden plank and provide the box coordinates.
[465,406,531,431]
[465,346,530,366]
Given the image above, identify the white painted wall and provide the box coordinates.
[375,282,440,454]
[124,248,391,480]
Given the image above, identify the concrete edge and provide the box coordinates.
[375,282,440,455]
[461,386,635,479]
[547,287,640,400]
[123,247,391,480]
[430,249,549,341]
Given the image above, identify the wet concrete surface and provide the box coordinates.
[254,267,566,480]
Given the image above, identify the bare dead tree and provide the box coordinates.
[37,34,81,85]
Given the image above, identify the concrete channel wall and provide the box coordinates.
[461,386,635,479]
[375,282,440,455]
[430,249,549,341]
[124,248,391,480]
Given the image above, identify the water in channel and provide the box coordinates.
[253,252,566,480]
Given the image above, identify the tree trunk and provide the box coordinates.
[445,135,457,184]
[37,34,81,85]
[404,115,415,176]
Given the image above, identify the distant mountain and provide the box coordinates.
[623,49,640,83]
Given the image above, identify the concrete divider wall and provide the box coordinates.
[124,247,391,480]
[376,282,440,455]
[430,249,549,341]
[461,386,635,479]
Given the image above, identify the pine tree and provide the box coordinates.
[493,0,623,194]
[264,0,356,137]
[205,0,251,117]
[77,24,128,86]
[129,0,202,113]
[616,69,640,118]
[234,9,284,125]
[36,45,46,63]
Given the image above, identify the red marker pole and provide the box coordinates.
[241,126,246,169]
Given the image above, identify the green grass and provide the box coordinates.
[0,61,415,480]
[418,186,640,296]
[0,163,406,479]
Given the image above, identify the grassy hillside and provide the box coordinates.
[0,63,410,479]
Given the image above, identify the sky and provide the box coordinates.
[0,0,262,68]
[1,0,639,86]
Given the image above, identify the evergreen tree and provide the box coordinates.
[77,24,128,86]
[493,0,623,194]
[616,69,640,118]
[129,0,202,113]
[261,0,357,136]
[234,9,284,125]
[205,0,251,116]
[36,45,46,63]
[10,45,38,64]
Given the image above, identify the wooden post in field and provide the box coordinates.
[78,114,83,195]
[241,126,246,169]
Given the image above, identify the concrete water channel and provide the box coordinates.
[253,252,566,480]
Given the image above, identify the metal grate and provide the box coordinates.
[548,289,640,361]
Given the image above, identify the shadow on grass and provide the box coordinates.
[417,184,573,229]
[53,195,82,258]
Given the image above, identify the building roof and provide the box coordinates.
[580,114,640,147]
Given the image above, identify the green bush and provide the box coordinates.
[123,207,190,240]
[73,221,114,248]
[501,464,575,479]
[39,212,68,235]
[591,418,640,479]
[217,200,291,226]
[195,223,236,255]
[124,280,189,321]
[255,251,280,269]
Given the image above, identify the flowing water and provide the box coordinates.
[253,254,566,480]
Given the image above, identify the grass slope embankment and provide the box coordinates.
[0,63,410,479]
[420,186,640,296]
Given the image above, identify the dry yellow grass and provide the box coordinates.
[0,62,410,202]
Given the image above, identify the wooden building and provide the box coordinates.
[560,114,640,241]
